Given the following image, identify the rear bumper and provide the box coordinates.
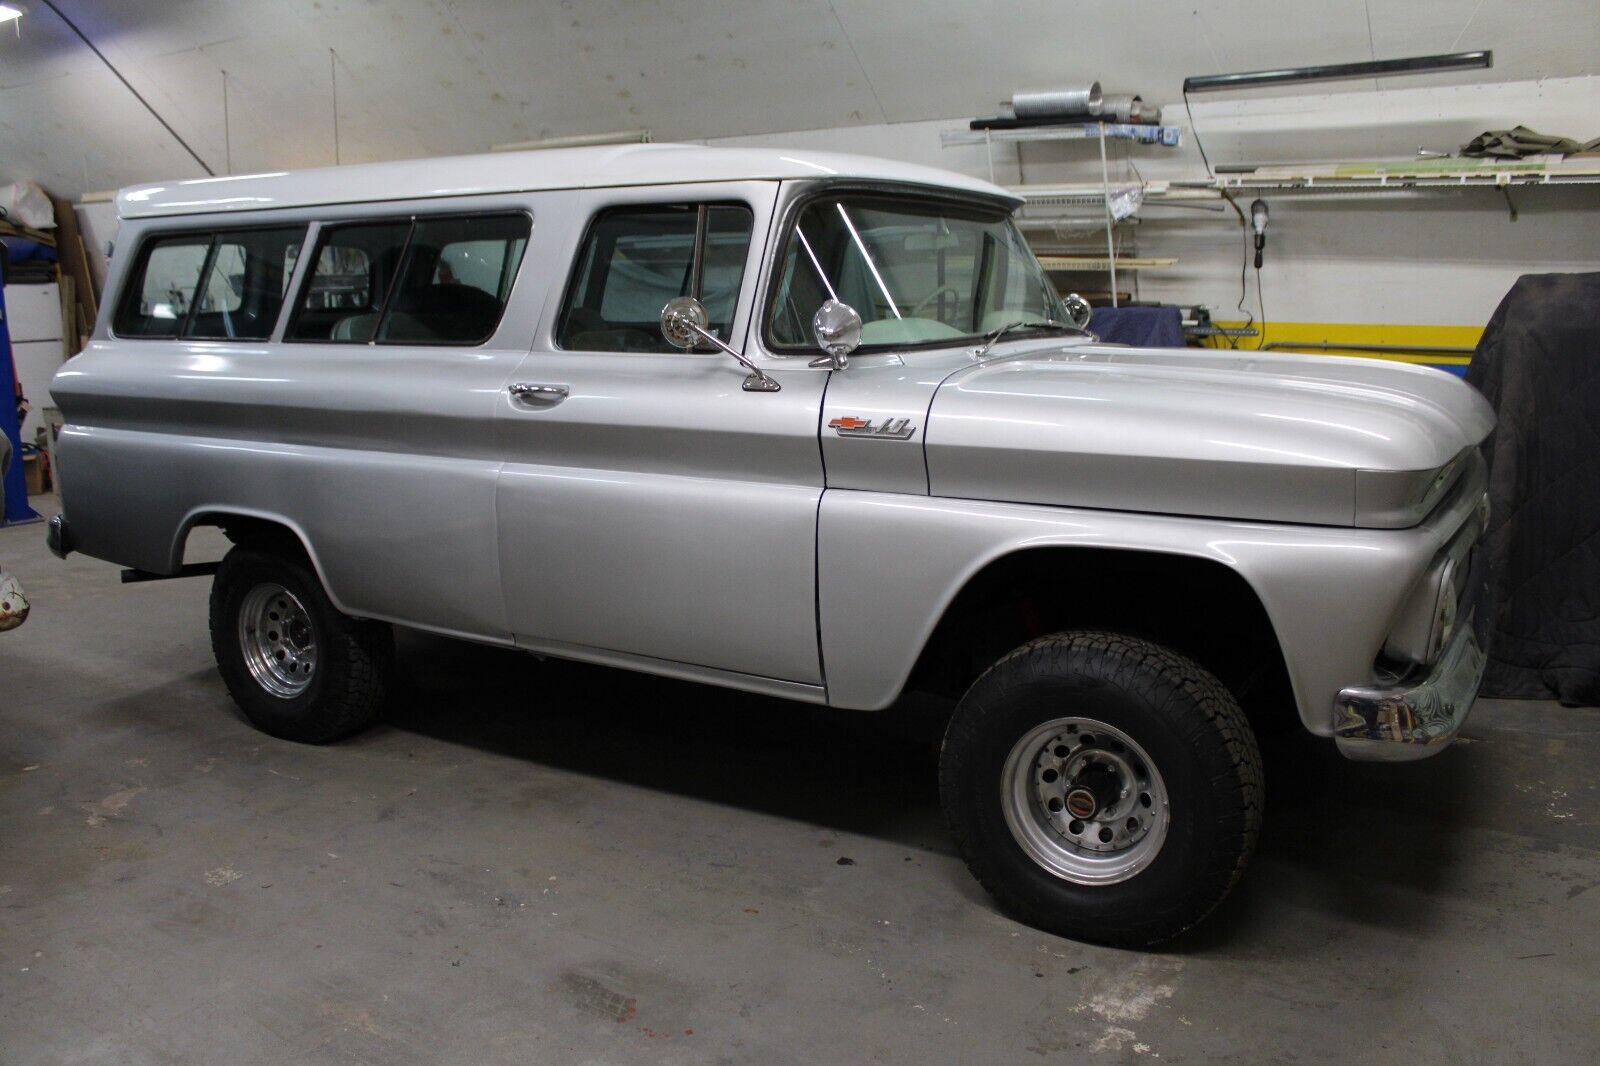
[47,513,73,559]
[1332,607,1487,761]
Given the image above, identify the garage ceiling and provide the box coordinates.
[2,0,1596,199]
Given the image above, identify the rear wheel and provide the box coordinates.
[209,545,392,743]
[939,630,1263,947]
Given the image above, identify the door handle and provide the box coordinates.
[508,382,569,406]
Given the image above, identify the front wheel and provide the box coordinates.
[209,545,393,743]
[939,631,1263,947]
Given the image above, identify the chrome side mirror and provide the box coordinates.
[1062,292,1093,331]
[660,296,780,393]
[660,295,710,350]
[809,299,862,370]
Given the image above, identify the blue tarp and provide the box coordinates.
[1,237,58,266]
[1088,305,1185,347]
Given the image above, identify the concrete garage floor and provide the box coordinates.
[3,499,1599,1064]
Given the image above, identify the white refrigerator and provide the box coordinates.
[5,280,63,444]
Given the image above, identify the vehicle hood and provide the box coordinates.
[924,342,1496,527]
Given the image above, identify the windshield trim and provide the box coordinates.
[759,185,1059,357]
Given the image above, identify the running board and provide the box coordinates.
[120,562,221,584]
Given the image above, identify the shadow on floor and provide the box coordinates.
[373,630,1481,949]
[380,630,955,849]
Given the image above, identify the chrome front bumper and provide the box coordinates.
[1332,607,1488,762]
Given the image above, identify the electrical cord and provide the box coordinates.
[1182,89,1213,176]
[1216,190,1253,349]
[1253,260,1267,350]
[1185,88,1264,349]
[37,0,215,177]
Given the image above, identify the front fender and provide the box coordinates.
[817,479,1481,735]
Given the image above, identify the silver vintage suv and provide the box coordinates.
[48,144,1494,946]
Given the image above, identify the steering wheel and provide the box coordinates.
[909,284,963,320]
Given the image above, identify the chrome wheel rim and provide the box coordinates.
[1001,717,1170,885]
[238,583,317,698]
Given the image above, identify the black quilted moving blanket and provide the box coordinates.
[1466,273,1600,705]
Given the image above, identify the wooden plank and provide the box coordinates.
[58,275,76,360]
[75,235,97,321]
[50,196,98,348]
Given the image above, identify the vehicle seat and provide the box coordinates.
[330,312,380,341]
[385,283,503,343]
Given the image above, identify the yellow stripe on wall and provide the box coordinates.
[1204,321,1481,364]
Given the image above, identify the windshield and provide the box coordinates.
[766,194,1066,350]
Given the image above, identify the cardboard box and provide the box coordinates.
[23,453,44,496]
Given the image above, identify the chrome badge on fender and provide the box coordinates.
[829,416,917,441]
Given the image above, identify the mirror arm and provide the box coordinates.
[679,318,782,393]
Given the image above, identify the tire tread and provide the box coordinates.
[940,630,1263,947]
[209,546,392,743]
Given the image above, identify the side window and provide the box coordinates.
[287,214,530,344]
[383,215,530,343]
[557,203,753,353]
[187,228,304,340]
[114,236,211,337]
[287,221,412,342]
[114,227,305,340]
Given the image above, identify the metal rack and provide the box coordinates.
[941,123,1184,307]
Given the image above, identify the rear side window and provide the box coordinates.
[556,203,753,353]
[116,237,209,337]
[286,213,530,345]
[114,227,305,340]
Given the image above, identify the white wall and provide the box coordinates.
[28,0,1599,339]
[4,0,1598,201]
[709,76,1600,333]
[65,74,1600,342]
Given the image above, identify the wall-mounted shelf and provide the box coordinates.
[1037,255,1178,271]
[1199,155,1600,193]
[941,123,1183,148]
[1010,180,1216,207]
[1005,158,1600,207]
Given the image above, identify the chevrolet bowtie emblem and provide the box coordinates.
[829,416,917,441]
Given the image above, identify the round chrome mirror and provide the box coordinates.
[811,299,863,369]
[660,296,709,350]
[1062,292,1093,331]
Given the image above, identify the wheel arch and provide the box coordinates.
[174,506,354,616]
[898,544,1295,734]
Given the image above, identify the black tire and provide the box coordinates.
[209,545,392,743]
[939,630,1263,947]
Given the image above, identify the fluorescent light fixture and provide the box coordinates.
[1183,51,1491,94]
[0,4,22,24]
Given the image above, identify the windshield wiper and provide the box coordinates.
[973,318,1083,359]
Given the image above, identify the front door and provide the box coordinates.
[495,184,828,686]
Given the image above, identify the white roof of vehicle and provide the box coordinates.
[116,143,1020,219]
